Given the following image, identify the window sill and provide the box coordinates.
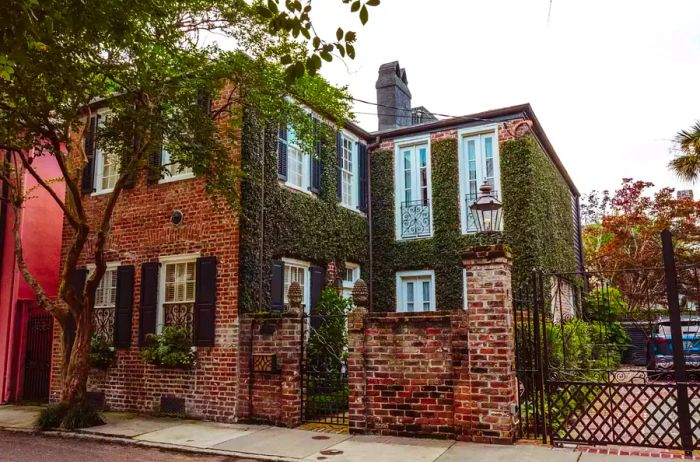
[395,234,434,242]
[91,189,114,197]
[278,181,315,197]
[339,202,365,216]
[159,173,195,185]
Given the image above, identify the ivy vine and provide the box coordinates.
[239,112,368,312]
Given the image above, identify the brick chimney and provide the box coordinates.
[375,61,412,131]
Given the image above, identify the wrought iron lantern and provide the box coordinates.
[469,182,503,233]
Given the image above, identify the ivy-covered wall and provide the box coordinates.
[239,113,368,312]
[370,132,577,311]
[501,134,578,290]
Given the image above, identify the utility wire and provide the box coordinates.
[351,97,502,123]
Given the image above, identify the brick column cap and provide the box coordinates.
[462,243,512,266]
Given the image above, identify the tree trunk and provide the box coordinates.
[60,311,92,405]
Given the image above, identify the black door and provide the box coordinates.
[22,307,53,402]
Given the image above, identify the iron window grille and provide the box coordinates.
[400,199,432,239]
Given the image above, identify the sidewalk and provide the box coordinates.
[0,405,681,462]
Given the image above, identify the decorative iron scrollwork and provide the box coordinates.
[164,303,194,333]
[93,307,115,341]
[400,200,431,238]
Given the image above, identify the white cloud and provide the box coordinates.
[311,0,700,196]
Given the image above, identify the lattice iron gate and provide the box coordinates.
[515,230,700,455]
[22,305,53,402]
[301,312,349,426]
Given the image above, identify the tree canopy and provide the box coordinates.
[0,0,379,420]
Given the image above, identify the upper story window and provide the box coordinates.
[340,135,356,208]
[160,146,194,183]
[92,111,119,194]
[158,255,197,334]
[396,270,435,312]
[395,139,432,240]
[278,124,311,192]
[458,126,501,233]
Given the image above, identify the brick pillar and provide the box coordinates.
[462,244,518,444]
[347,306,367,434]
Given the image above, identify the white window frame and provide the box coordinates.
[279,123,314,195]
[92,109,119,196]
[339,130,359,211]
[86,262,121,308]
[159,146,195,184]
[341,262,361,299]
[157,253,199,333]
[395,270,436,313]
[393,135,433,240]
[282,257,311,314]
[457,125,502,234]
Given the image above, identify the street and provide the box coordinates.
[0,431,250,462]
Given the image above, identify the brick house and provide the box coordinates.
[47,60,581,431]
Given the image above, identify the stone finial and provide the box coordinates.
[287,281,303,315]
[351,279,369,311]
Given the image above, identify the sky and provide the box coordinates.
[308,0,700,196]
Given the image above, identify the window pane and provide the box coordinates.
[403,150,412,202]
[422,281,431,311]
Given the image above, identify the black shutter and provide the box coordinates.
[66,268,88,356]
[277,124,288,180]
[309,266,325,330]
[358,142,369,212]
[138,262,159,346]
[147,144,163,184]
[271,260,284,312]
[113,265,134,348]
[81,114,98,194]
[336,131,343,202]
[310,118,322,194]
[194,256,217,347]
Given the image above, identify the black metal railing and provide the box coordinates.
[93,307,115,342]
[465,189,499,232]
[164,302,194,334]
[400,199,431,238]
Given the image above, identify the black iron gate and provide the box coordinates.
[515,230,700,454]
[301,312,349,426]
[22,305,53,402]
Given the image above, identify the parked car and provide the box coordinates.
[647,316,700,379]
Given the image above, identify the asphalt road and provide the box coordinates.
[0,431,254,462]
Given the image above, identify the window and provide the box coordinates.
[396,270,435,312]
[94,111,119,194]
[160,147,194,183]
[92,265,119,341]
[279,125,310,191]
[158,255,197,333]
[342,263,360,299]
[340,136,355,208]
[283,258,310,310]
[459,127,501,233]
[395,140,432,239]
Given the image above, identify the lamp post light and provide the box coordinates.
[470,182,503,233]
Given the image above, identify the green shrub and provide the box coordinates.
[140,326,195,368]
[584,287,627,322]
[89,336,116,369]
[306,288,350,381]
[35,401,104,430]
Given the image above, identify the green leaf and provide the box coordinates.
[351,1,360,12]
[335,43,346,57]
[345,31,356,42]
[336,27,343,41]
[320,51,332,62]
[346,44,355,59]
[359,5,368,24]
[267,0,279,14]
[313,36,321,49]
[280,54,292,65]
[366,0,380,6]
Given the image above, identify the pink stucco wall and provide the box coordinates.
[0,153,64,403]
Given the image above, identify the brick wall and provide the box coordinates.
[50,90,242,422]
[348,244,518,443]
[236,313,302,427]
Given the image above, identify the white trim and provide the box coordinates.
[394,138,433,241]
[157,253,200,333]
[159,172,196,184]
[86,261,121,271]
[92,109,117,196]
[457,125,502,234]
[282,257,311,314]
[341,262,361,295]
[395,270,436,313]
[339,130,360,212]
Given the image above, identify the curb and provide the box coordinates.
[0,426,292,462]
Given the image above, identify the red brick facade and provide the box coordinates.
[347,244,517,443]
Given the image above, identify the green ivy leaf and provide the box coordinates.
[351,1,360,12]
[336,27,343,40]
[366,0,380,6]
[359,5,368,24]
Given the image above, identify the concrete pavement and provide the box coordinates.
[0,405,681,462]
